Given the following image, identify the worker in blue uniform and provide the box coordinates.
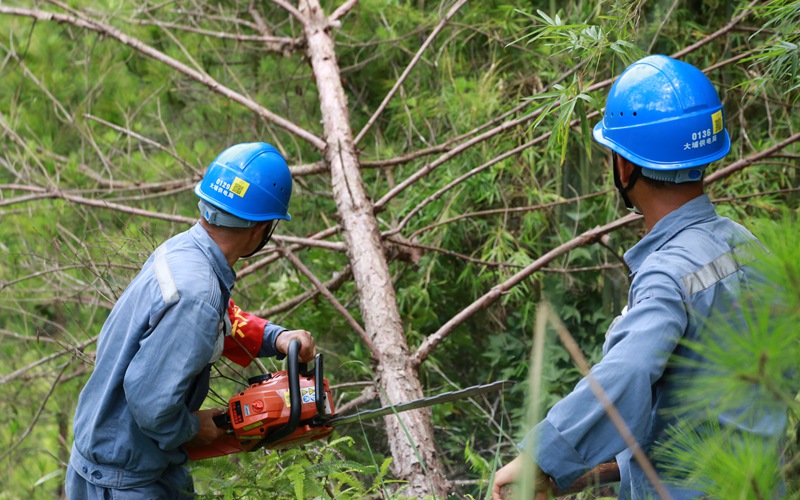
[66,142,317,499]
[492,55,786,499]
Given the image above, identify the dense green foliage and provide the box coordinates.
[0,0,797,498]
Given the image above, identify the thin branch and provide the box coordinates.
[237,226,343,278]
[330,0,359,23]
[387,110,596,236]
[0,41,72,123]
[83,114,201,176]
[411,213,642,368]
[334,384,380,416]
[276,234,346,251]
[0,329,62,344]
[671,0,759,59]
[390,136,553,235]
[353,0,468,145]
[271,0,307,25]
[373,110,541,211]
[256,266,352,318]
[0,336,96,385]
[387,237,522,269]
[0,184,196,224]
[360,61,587,170]
[0,361,71,464]
[276,243,377,357]
[0,264,92,291]
[123,17,300,51]
[409,190,610,239]
[713,186,800,203]
[705,131,800,184]
[0,6,326,150]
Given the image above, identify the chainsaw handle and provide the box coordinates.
[212,412,230,429]
[299,350,326,417]
[311,352,326,417]
[261,339,302,446]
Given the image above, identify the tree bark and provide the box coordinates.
[298,0,449,497]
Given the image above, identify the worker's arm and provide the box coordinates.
[223,300,315,365]
[523,267,688,490]
[124,297,220,450]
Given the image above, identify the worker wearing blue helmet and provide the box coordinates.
[492,56,785,499]
[67,143,316,499]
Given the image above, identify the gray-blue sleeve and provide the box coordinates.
[258,321,288,359]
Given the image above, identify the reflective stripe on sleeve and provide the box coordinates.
[680,243,760,296]
[154,245,180,304]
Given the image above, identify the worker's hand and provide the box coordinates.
[276,330,316,363]
[491,454,552,500]
[185,408,227,447]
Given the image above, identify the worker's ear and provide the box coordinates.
[249,221,271,239]
[615,154,635,187]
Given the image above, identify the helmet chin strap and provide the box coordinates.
[241,221,277,258]
[612,152,642,215]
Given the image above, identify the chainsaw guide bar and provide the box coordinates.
[185,340,514,460]
[324,379,515,426]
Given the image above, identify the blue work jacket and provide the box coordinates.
[69,223,284,488]
[528,195,785,499]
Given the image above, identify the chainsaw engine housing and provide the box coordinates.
[185,343,335,460]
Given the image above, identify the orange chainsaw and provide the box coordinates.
[185,340,513,460]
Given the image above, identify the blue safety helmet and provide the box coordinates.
[593,55,731,182]
[195,142,292,226]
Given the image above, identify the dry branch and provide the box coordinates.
[354,0,467,145]
[330,0,359,23]
[0,361,71,464]
[277,243,374,355]
[410,190,610,239]
[124,18,300,52]
[412,124,800,368]
[256,266,352,318]
[0,337,97,385]
[410,212,641,368]
[0,6,326,150]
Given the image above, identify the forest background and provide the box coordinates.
[0,0,798,499]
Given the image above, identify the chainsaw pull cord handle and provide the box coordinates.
[260,339,302,446]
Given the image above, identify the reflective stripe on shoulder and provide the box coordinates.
[680,243,761,296]
[154,245,180,304]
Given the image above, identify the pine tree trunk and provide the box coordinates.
[299,1,448,496]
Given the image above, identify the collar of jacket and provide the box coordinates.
[623,194,715,276]
[189,222,237,291]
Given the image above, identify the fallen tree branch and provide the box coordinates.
[0,336,95,385]
[255,265,353,318]
[277,243,376,357]
[410,212,641,368]
[0,6,326,150]
[412,130,800,366]
[409,190,610,239]
[354,0,467,145]
[0,360,71,464]
[705,131,800,184]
